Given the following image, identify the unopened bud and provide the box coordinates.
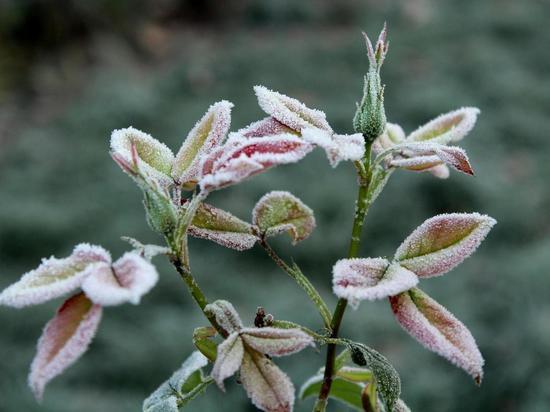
[143,189,177,236]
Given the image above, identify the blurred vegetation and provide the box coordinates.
[1,0,549,411]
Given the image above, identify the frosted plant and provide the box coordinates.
[0,25,496,412]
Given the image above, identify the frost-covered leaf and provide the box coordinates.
[332,258,418,304]
[372,123,406,155]
[0,244,110,308]
[299,374,364,411]
[211,332,244,390]
[336,366,374,383]
[29,293,102,400]
[254,85,332,132]
[390,143,474,176]
[187,202,257,251]
[193,326,218,362]
[240,327,314,357]
[395,399,412,412]
[347,341,401,412]
[199,135,313,191]
[204,300,243,334]
[121,237,171,261]
[172,101,233,187]
[302,128,365,167]
[240,349,295,412]
[110,127,174,186]
[81,252,158,306]
[394,213,496,278]
[238,116,296,138]
[143,351,211,412]
[390,288,484,383]
[252,191,315,244]
[407,107,480,145]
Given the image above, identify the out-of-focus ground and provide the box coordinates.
[1,1,549,411]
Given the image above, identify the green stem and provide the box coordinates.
[260,239,332,330]
[314,143,374,412]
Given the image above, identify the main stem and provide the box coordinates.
[314,145,372,411]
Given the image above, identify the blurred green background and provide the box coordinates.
[1,0,549,411]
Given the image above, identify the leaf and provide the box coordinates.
[240,349,295,412]
[188,202,258,251]
[394,399,412,412]
[193,326,218,362]
[81,252,158,306]
[336,366,374,383]
[372,123,406,155]
[302,128,365,167]
[407,107,480,145]
[172,101,233,187]
[199,135,313,191]
[143,351,211,412]
[238,116,296,138]
[347,341,401,412]
[0,244,110,308]
[211,332,244,390]
[252,191,315,244]
[300,374,365,411]
[121,237,171,260]
[110,127,175,186]
[332,258,418,304]
[29,292,102,400]
[394,213,496,278]
[254,85,332,133]
[240,327,314,356]
[390,288,484,384]
[204,300,243,334]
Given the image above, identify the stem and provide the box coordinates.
[260,239,332,329]
[314,143,373,411]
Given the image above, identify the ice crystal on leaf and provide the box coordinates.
[254,85,332,133]
[205,300,313,411]
[238,116,297,138]
[172,101,233,188]
[407,107,480,145]
[302,128,365,167]
[394,213,496,278]
[199,135,313,191]
[390,288,484,383]
[29,292,102,400]
[252,191,315,244]
[332,258,418,305]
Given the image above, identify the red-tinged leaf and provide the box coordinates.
[240,327,314,357]
[238,116,296,138]
[302,128,365,167]
[199,135,313,191]
[81,253,158,306]
[433,146,474,175]
[240,349,295,412]
[254,85,332,133]
[332,258,418,304]
[29,293,102,400]
[394,213,496,278]
[172,101,233,187]
[0,244,110,308]
[390,288,484,383]
[211,332,244,390]
[407,107,480,145]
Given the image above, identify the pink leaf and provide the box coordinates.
[302,128,365,167]
[372,122,406,155]
[0,244,110,308]
[81,253,158,306]
[172,100,233,187]
[407,107,480,145]
[394,213,496,278]
[238,117,296,138]
[254,85,332,133]
[199,135,313,191]
[240,349,295,412]
[240,327,314,357]
[390,288,484,383]
[211,332,244,390]
[332,259,418,304]
[29,292,102,400]
[204,300,243,334]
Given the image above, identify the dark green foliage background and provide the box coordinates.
[1,1,549,411]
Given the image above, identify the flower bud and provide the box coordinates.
[143,188,177,236]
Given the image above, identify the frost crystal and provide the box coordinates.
[394,213,496,278]
[254,85,332,133]
[252,191,315,244]
[199,135,313,191]
[29,293,102,400]
[81,252,158,306]
[0,244,110,308]
[172,101,233,187]
[332,258,418,303]
[302,128,365,167]
[390,288,484,383]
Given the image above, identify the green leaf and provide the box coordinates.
[347,341,401,412]
[192,327,218,362]
[300,374,365,410]
[143,351,212,412]
[252,191,315,244]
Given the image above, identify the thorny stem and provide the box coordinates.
[314,143,375,411]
